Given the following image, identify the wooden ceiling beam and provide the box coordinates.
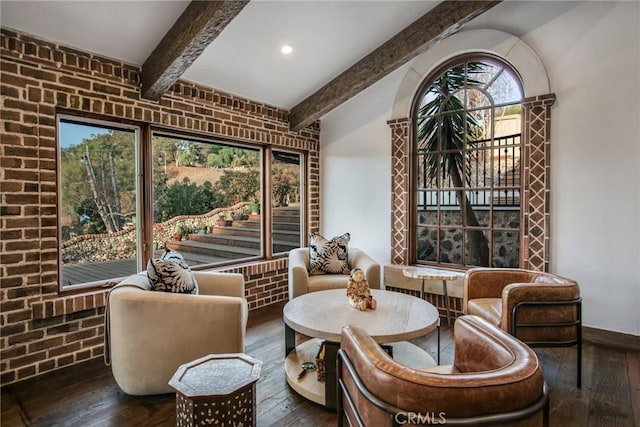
[289,0,502,131]
[141,0,249,101]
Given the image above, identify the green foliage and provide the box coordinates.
[272,164,299,207]
[60,127,136,237]
[74,198,106,234]
[155,178,223,221]
[416,61,490,266]
[417,62,484,185]
[177,141,204,166]
[213,170,260,205]
[153,136,179,165]
[501,104,522,115]
[207,147,259,168]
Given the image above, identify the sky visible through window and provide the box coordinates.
[59,122,110,148]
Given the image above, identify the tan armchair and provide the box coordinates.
[288,247,380,300]
[105,271,248,395]
[463,267,582,387]
[338,316,548,427]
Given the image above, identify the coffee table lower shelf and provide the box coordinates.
[285,338,436,407]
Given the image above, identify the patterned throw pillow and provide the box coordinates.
[309,232,350,275]
[147,249,198,294]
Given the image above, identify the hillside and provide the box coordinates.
[165,165,226,186]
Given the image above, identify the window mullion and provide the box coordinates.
[264,147,273,260]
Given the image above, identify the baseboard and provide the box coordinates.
[583,326,640,351]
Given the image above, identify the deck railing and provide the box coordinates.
[418,133,521,209]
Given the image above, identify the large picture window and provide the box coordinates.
[413,56,523,268]
[58,117,306,290]
[58,118,140,288]
[152,132,262,265]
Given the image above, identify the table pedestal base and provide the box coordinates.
[285,338,436,410]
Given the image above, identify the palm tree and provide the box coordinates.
[416,62,489,266]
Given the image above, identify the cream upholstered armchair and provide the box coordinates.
[105,271,248,395]
[463,268,582,387]
[288,247,380,300]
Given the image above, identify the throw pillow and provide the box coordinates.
[309,232,350,275]
[147,249,198,294]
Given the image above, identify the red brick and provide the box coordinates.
[1,342,26,360]
[91,347,104,357]
[81,336,104,348]
[10,351,46,368]
[0,277,24,289]
[1,59,18,73]
[17,365,36,379]
[92,83,120,95]
[4,122,36,134]
[5,217,39,231]
[0,229,23,241]
[28,336,64,352]
[1,299,25,312]
[5,194,39,204]
[38,360,56,372]
[0,28,322,383]
[7,310,31,323]
[0,73,38,88]
[23,139,40,149]
[8,330,44,345]
[3,145,39,158]
[1,108,21,121]
[25,87,41,102]
[20,66,56,81]
[4,98,38,113]
[47,322,79,335]
[59,75,91,89]
[57,354,74,367]
[49,342,81,357]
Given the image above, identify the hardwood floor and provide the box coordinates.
[2,302,638,427]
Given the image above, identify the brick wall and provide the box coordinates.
[0,28,320,386]
[387,94,554,271]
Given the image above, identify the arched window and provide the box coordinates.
[413,55,524,268]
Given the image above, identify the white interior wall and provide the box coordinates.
[319,1,640,335]
[319,61,411,264]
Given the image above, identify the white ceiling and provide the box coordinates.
[1,0,439,109]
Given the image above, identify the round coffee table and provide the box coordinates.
[283,289,440,410]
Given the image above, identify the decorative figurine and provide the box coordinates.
[347,268,377,310]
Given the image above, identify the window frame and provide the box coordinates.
[149,127,266,266]
[56,115,308,292]
[56,114,143,291]
[269,147,306,257]
[410,54,525,269]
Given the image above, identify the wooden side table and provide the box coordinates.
[403,267,459,326]
[283,289,439,410]
[169,353,261,427]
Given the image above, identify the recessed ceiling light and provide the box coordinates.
[281,44,294,55]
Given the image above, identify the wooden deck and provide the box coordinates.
[62,207,301,286]
[2,303,639,426]
[61,251,228,286]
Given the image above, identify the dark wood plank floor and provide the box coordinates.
[1,302,638,427]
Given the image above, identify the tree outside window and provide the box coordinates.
[58,119,139,288]
[414,57,523,268]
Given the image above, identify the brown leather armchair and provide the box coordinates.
[338,316,548,427]
[463,268,582,387]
